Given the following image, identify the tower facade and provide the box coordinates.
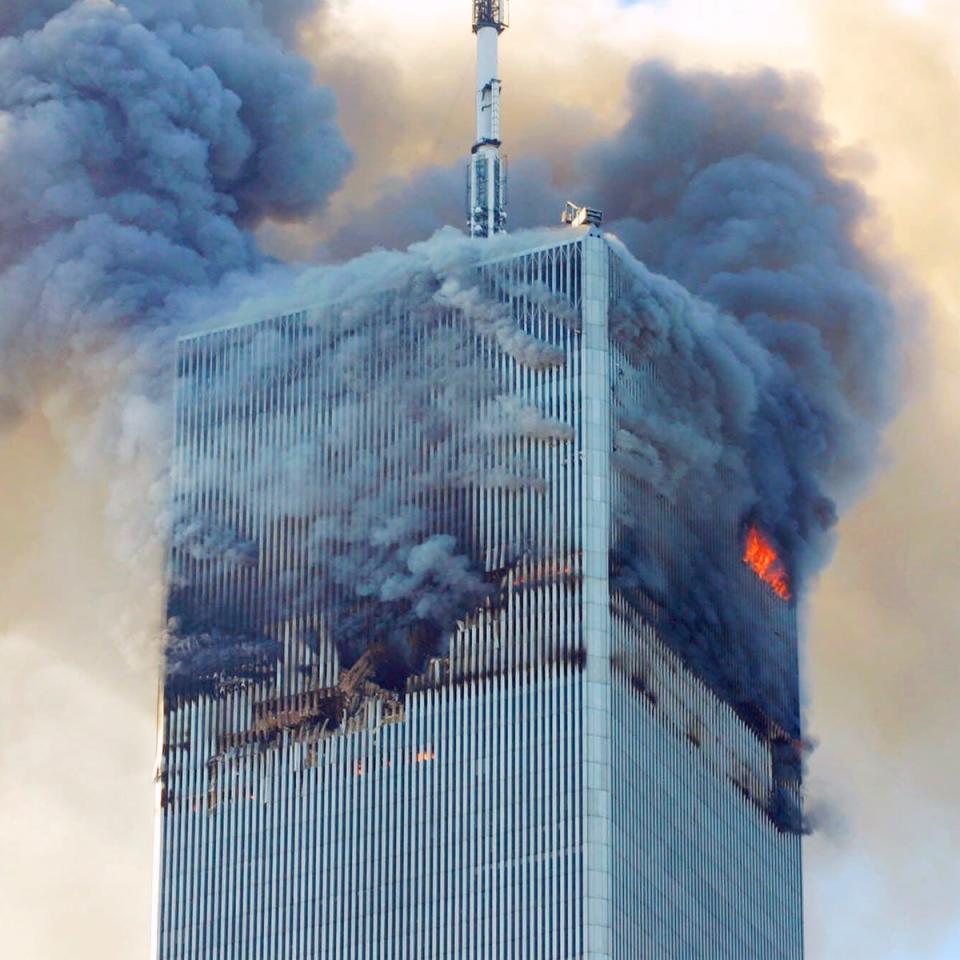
[155,231,804,959]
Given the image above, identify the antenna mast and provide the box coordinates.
[468,1,509,238]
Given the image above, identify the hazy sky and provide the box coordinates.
[0,1,957,957]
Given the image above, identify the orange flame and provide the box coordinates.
[743,526,792,601]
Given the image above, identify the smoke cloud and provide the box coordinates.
[585,62,897,510]
[306,64,900,738]
[1,1,899,783]
[324,157,564,262]
[0,0,925,955]
[585,64,900,737]
[167,228,581,689]
[0,0,351,442]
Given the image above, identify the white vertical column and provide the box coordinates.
[468,9,506,237]
[580,232,613,960]
[475,27,499,143]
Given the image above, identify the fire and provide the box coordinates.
[742,526,792,601]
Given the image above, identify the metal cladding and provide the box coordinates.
[156,235,803,958]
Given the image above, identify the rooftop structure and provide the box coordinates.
[468,0,509,237]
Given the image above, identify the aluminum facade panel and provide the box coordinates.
[157,233,803,958]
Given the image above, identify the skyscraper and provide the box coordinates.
[155,9,803,959]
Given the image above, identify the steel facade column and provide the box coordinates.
[580,231,613,960]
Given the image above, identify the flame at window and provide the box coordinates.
[743,526,792,601]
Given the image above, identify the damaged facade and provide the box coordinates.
[156,231,803,959]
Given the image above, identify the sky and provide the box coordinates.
[0,0,958,957]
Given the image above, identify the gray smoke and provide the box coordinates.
[0,5,899,751]
[311,64,900,739]
[608,251,808,737]
[583,63,897,567]
[0,0,351,433]
[0,0,353,710]
[325,157,563,262]
[581,66,898,739]
[173,517,258,567]
[167,230,579,687]
[166,625,280,690]
[0,0,320,43]
[0,1,72,36]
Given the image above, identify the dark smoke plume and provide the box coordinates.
[585,66,898,737]
[0,0,351,430]
[583,63,897,569]
[0,6,898,743]
[167,229,578,692]
[310,64,899,737]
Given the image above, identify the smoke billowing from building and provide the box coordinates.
[304,62,899,735]
[0,6,898,739]
[584,63,898,559]
[167,230,577,694]
[0,0,351,448]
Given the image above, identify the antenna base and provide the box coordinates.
[473,0,509,33]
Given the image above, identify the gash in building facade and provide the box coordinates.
[155,229,804,959]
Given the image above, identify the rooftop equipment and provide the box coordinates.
[561,201,604,229]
